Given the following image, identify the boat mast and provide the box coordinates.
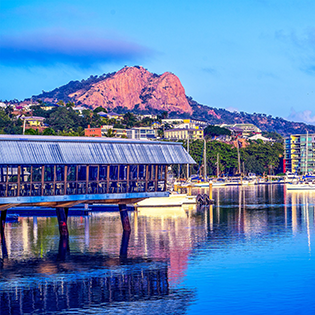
[237,140,241,174]
[306,131,308,175]
[203,138,207,180]
[216,153,219,177]
[187,137,190,179]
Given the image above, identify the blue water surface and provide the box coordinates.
[1,185,315,314]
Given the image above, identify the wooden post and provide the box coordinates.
[0,210,7,239]
[120,230,131,260]
[188,185,192,196]
[64,165,67,195]
[56,208,69,237]
[5,166,8,197]
[106,165,110,193]
[86,165,89,193]
[209,182,213,200]
[53,165,56,195]
[17,166,21,197]
[119,204,131,232]
[127,165,130,193]
[58,235,70,260]
[41,165,45,196]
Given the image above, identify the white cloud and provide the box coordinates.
[287,108,315,124]
[226,107,239,113]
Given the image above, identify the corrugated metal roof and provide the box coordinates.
[0,135,195,165]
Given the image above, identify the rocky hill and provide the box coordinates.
[33,66,192,115]
[30,66,315,136]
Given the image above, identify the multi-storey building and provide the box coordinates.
[218,123,261,137]
[284,133,315,174]
[164,128,204,140]
[127,127,157,140]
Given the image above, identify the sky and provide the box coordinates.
[1,0,315,124]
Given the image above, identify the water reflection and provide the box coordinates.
[1,185,315,313]
[0,231,194,314]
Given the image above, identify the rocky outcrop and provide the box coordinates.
[68,66,192,114]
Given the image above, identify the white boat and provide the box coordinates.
[225,177,242,186]
[194,178,227,188]
[135,194,196,208]
[284,172,301,183]
[286,181,315,190]
[241,174,257,186]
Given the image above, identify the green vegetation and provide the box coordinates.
[0,108,23,134]
[178,139,284,177]
[0,103,166,136]
[204,125,231,139]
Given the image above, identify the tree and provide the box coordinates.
[25,128,39,135]
[46,107,84,132]
[93,106,106,114]
[204,125,231,139]
[42,128,56,135]
[66,101,75,108]
[123,112,137,128]
[57,100,65,106]
[104,129,115,137]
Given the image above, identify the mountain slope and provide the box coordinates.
[30,66,315,136]
[34,66,192,115]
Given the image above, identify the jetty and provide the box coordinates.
[0,135,194,239]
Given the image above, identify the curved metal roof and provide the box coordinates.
[0,135,195,165]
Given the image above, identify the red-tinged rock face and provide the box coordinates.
[69,66,193,114]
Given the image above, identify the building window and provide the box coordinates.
[109,165,118,180]
[67,165,76,182]
[99,165,107,181]
[78,165,87,181]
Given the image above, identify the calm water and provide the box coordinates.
[1,185,315,314]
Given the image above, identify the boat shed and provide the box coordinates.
[0,135,195,208]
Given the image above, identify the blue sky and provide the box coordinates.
[1,0,315,123]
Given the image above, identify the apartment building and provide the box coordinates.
[284,133,315,174]
[218,123,261,137]
[127,127,157,140]
[164,128,204,140]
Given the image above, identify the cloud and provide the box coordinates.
[275,28,315,74]
[0,29,153,68]
[226,107,239,113]
[287,108,315,124]
[203,67,217,75]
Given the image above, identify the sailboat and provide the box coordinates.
[194,143,228,187]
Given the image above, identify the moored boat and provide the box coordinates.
[286,180,315,190]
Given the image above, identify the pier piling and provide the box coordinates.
[209,183,213,200]
[56,208,69,237]
[0,210,7,239]
[119,204,131,232]
[120,230,131,260]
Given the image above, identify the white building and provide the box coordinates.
[127,127,157,140]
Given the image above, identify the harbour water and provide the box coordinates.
[1,185,315,314]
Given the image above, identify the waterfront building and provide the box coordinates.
[127,127,157,140]
[0,134,194,239]
[21,116,45,127]
[164,127,204,140]
[0,135,193,206]
[247,134,275,142]
[84,125,102,137]
[84,125,128,138]
[104,112,124,121]
[218,123,261,137]
[284,133,315,174]
[39,104,60,111]
[162,118,208,128]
